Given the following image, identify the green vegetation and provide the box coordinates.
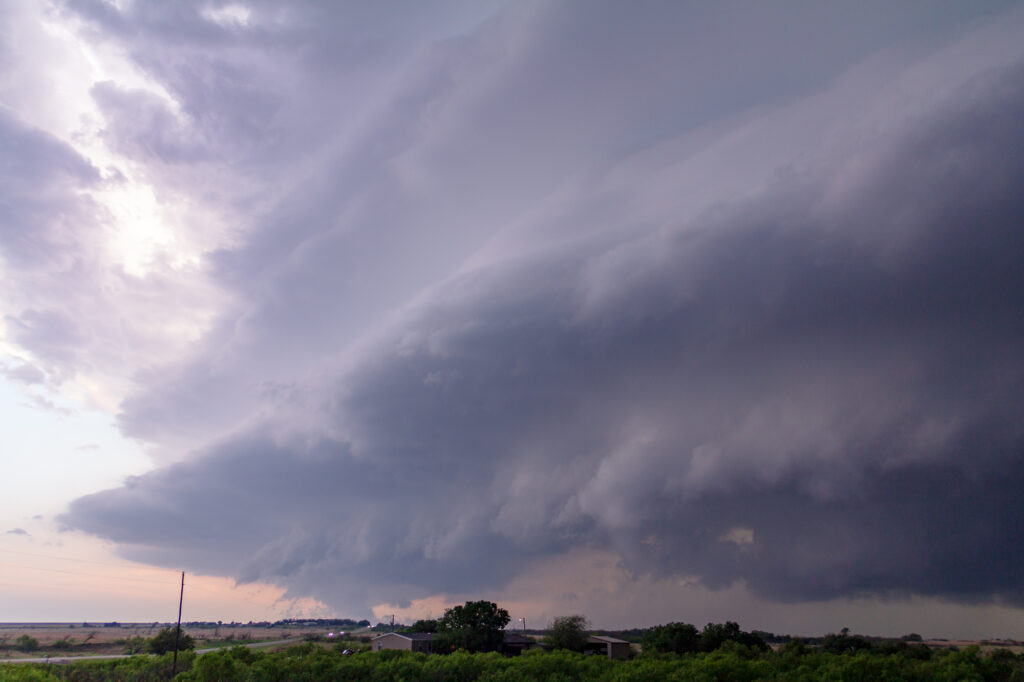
[0,651,195,681]
[121,635,148,654]
[642,620,768,654]
[10,642,1024,681]
[147,627,196,655]
[546,615,590,652]
[49,637,73,651]
[406,619,440,633]
[641,621,700,654]
[431,600,511,654]
[3,621,1024,681]
[15,635,39,652]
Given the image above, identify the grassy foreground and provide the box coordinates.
[2,642,1023,681]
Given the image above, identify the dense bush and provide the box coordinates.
[821,632,873,654]
[2,651,195,681]
[642,621,768,655]
[545,615,590,652]
[15,635,40,652]
[641,621,700,654]
[148,627,196,655]
[4,637,1022,681]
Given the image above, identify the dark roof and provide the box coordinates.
[373,631,434,641]
[374,631,538,644]
[374,631,537,644]
[588,635,629,644]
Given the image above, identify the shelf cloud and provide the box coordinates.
[5,1,1019,620]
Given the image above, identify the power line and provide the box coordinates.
[0,547,173,572]
[0,547,277,596]
[0,560,180,585]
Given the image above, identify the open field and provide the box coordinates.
[922,639,1024,655]
[0,622,364,660]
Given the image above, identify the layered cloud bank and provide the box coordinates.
[4,2,1023,621]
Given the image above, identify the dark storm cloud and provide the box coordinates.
[64,0,502,170]
[66,52,1024,611]
[100,0,1021,453]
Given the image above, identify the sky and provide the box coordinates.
[1,0,1024,639]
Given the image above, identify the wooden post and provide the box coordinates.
[172,572,184,675]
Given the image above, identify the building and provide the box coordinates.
[369,630,540,656]
[585,635,632,659]
[501,631,541,655]
[370,632,434,653]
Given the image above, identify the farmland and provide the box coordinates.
[0,621,357,660]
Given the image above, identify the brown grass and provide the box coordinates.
[0,623,329,659]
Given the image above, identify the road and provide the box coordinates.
[0,637,305,664]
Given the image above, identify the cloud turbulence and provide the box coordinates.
[3,1,1022,624]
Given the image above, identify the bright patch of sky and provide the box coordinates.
[200,3,253,29]
[0,375,149,520]
[0,374,327,621]
[6,1,204,276]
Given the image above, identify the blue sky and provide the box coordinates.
[2,0,1024,637]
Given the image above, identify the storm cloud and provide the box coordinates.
[0,0,1016,624]
[63,0,1024,617]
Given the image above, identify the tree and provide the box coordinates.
[123,636,147,654]
[780,638,808,656]
[821,632,872,654]
[147,626,195,655]
[642,622,701,654]
[15,635,39,652]
[432,600,510,653]
[406,619,439,633]
[439,600,511,632]
[699,621,768,653]
[546,615,589,652]
[52,636,74,650]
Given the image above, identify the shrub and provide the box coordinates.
[147,626,195,654]
[546,615,589,652]
[642,622,701,654]
[15,635,39,652]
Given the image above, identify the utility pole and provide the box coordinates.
[390,614,395,632]
[172,571,184,675]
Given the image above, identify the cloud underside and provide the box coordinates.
[65,52,1024,612]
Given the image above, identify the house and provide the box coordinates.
[501,631,541,655]
[585,635,631,659]
[370,631,434,653]
[370,631,540,656]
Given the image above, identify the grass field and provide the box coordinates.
[0,622,354,659]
